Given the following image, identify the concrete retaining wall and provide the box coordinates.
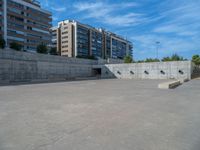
[192,65,200,79]
[99,61,192,80]
[97,58,124,65]
[0,49,194,84]
[0,49,97,84]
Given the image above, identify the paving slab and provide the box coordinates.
[0,79,200,150]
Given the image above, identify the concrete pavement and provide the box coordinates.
[0,79,200,150]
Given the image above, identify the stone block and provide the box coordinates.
[158,80,181,89]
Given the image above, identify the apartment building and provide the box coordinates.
[52,20,133,59]
[56,21,74,57]
[0,0,4,37]
[0,0,52,52]
[50,26,57,49]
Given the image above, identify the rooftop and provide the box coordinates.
[23,0,40,7]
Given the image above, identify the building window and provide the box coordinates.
[27,26,32,30]
[62,31,68,34]
[62,41,68,44]
[62,36,68,39]
[8,21,24,29]
[62,45,68,48]
[8,15,24,22]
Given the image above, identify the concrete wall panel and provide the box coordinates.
[0,49,96,84]
[100,61,192,80]
[0,49,193,84]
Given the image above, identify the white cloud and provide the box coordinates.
[104,13,145,27]
[153,1,200,36]
[45,0,200,60]
[73,1,143,26]
[51,7,66,12]
[131,34,200,60]
[74,2,137,11]
[74,2,103,11]
[153,25,197,36]
[43,0,49,7]
[52,16,59,21]
[129,0,200,60]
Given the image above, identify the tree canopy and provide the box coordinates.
[145,58,160,62]
[0,37,6,49]
[49,47,58,55]
[192,55,200,66]
[136,54,187,63]
[124,55,133,63]
[162,54,186,62]
[10,42,22,51]
[37,43,48,54]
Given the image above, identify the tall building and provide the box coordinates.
[0,0,52,52]
[52,20,133,59]
[50,26,57,49]
[0,0,4,37]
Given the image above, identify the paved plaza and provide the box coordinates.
[0,79,200,150]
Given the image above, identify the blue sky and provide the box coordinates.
[40,0,200,60]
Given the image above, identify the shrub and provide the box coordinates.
[124,55,133,63]
[0,37,6,49]
[76,55,97,60]
[137,60,145,63]
[49,47,58,55]
[10,42,22,51]
[171,54,184,61]
[37,43,48,54]
[162,57,171,62]
[162,54,185,62]
[145,58,160,62]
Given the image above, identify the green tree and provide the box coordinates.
[171,54,184,61]
[37,43,48,54]
[49,47,57,55]
[0,36,6,49]
[162,54,185,62]
[145,58,160,62]
[162,57,171,62]
[10,42,22,51]
[137,60,145,63]
[124,55,133,63]
[192,55,200,66]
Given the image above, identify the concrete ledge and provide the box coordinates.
[179,78,189,83]
[158,80,181,89]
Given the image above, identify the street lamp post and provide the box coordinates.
[156,41,160,59]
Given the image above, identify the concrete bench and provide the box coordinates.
[158,80,181,89]
[179,78,189,83]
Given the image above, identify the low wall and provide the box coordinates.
[99,61,193,80]
[0,49,97,84]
